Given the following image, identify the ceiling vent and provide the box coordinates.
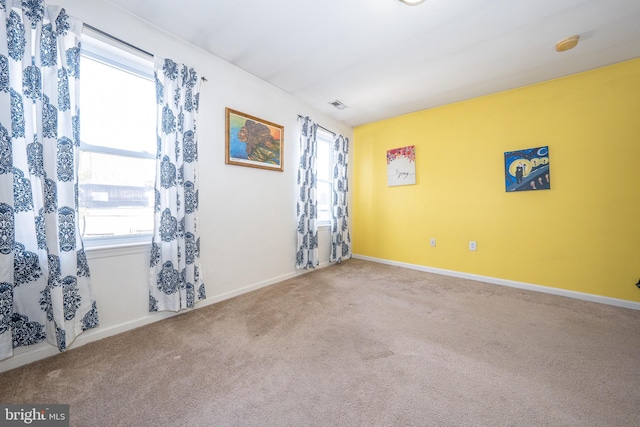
[329,100,348,110]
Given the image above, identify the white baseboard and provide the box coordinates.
[197,260,332,309]
[353,254,640,311]
[3,256,635,373]
[0,261,335,373]
[1,311,178,372]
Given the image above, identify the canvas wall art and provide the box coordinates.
[225,108,284,171]
[387,145,416,187]
[504,146,550,192]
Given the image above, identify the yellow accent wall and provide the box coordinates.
[353,58,640,303]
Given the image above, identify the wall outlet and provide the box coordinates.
[430,238,436,247]
[469,241,477,251]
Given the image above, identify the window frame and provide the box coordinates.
[78,31,156,250]
[316,128,334,227]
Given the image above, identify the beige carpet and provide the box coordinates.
[1,259,639,426]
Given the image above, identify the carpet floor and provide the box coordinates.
[1,259,639,426]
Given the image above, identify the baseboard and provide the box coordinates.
[0,311,178,373]
[197,260,332,309]
[353,254,640,311]
[0,261,335,373]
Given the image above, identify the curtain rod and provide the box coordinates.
[83,23,208,82]
[297,115,336,136]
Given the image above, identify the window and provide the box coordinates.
[78,33,156,246]
[316,129,334,225]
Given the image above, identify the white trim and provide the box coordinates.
[5,254,634,373]
[81,31,154,79]
[317,130,333,225]
[0,311,177,373]
[79,142,156,159]
[0,261,336,373]
[353,254,640,311]
[198,261,333,309]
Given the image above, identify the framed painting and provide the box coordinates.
[504,146,550,192]
[387,145,416,186]
[225,108,284,171]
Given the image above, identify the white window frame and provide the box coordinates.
[316,128,334,227]
[79,31,156,249]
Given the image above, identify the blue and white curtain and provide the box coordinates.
[296,116,318,269]
[330,135,351,263]
[0,1,98,360]
[149,57,205,312]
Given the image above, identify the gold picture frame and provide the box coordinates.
[225,108,284,172]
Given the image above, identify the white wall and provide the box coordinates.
[1,0,352,372]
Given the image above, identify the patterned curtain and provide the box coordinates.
[330,135,351,263]
[149,57,205,312]
[0,1,98,361]
[296,116,318,269]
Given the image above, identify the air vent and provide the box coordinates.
[329,100,348,110]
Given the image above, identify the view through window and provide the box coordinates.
[79,34,156,245]
[316,129,333,224]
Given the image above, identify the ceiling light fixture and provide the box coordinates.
[555,35,580,52]
[399,0,426,5]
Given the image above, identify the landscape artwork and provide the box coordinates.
[225,108,284,171]
[504,146,550,192]
[387,145,416,187]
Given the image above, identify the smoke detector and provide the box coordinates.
[556,35,580,52]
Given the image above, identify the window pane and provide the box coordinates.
[80,204,154,238]
[317,139,331,182]
[78,151,155,187]
[79,36,156,243]
[80,57,155,154]
[318,210,330,223]
[318,181,331,223]
[78,151,155,238]
[316,131,333,224]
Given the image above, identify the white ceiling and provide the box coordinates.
[105,0,640,127]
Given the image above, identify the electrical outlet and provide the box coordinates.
[430,238,436,247]
[469,241,477,251]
